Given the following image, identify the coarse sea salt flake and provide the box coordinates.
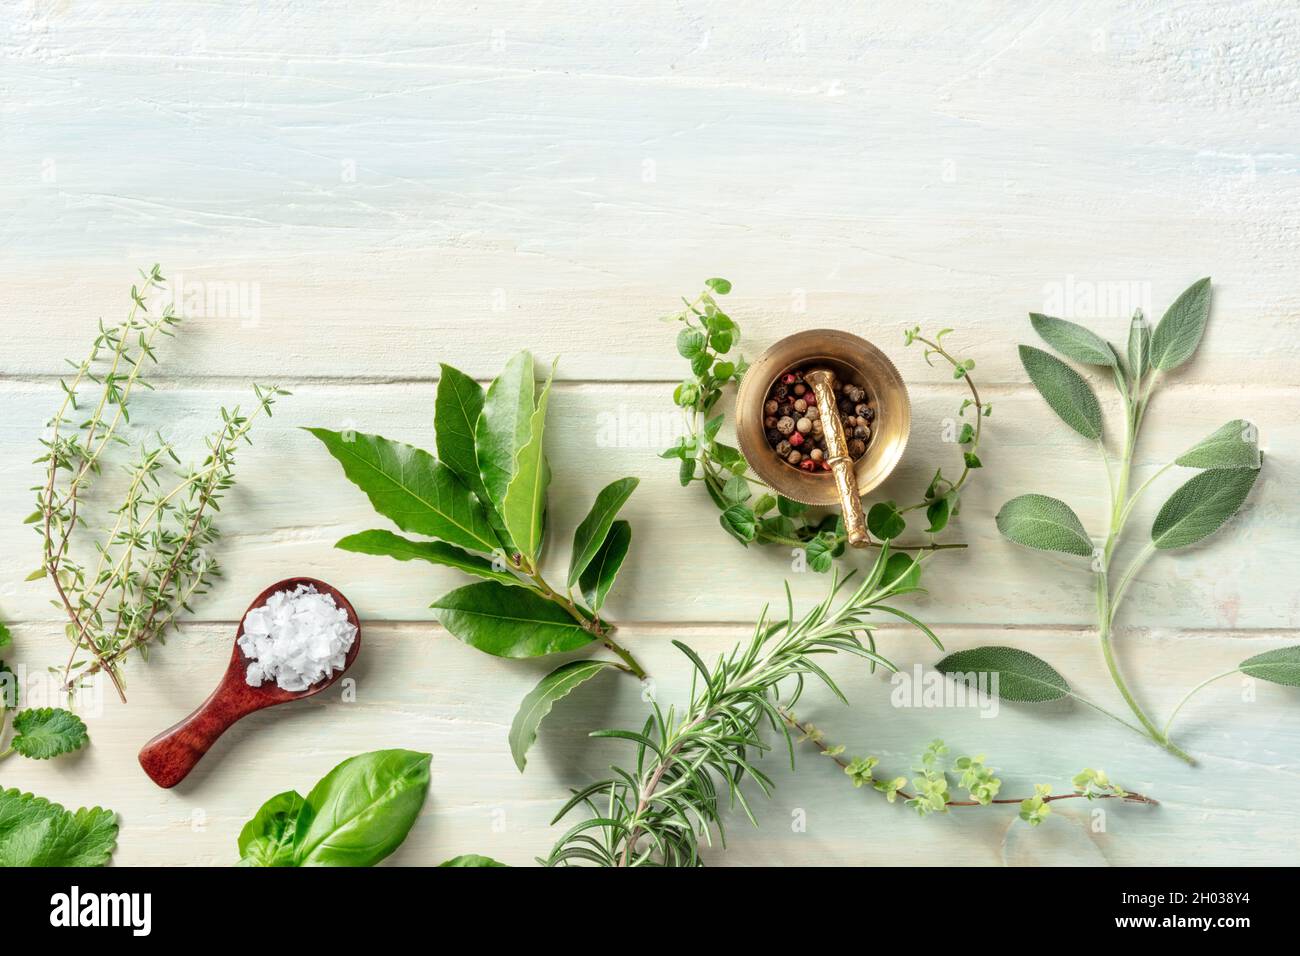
[237,584,356,691]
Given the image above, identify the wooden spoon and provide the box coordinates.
[138,576,361,789]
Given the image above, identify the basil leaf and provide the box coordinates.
[9,708,88,759]
[476,351,536,509]
[435,363,490,502]
[996,493,1093,557]
[306,428,500,554]
[238,791,308,867]
[936,647,1069,702]
[719,504,757,544]
[294,750,431,867]
[502,365,554,562]
[1029,313,1116,366]
[509,660,615,772]
[440,854,509,867]
[1126,311,1151,379]
[432,581,596,658]
[336,530,524,588]
[1175,419,1261,470]
[1239,646,1300,687]
[0,788,118,867]
[1150,277,1212,371]
[1018,345,1103,440]
[705,277,732,295]
[0,622,10,651]
[567,477,640,587]
[1151,467,1259,550]
[579,520,631,612]
[867,501,905,540]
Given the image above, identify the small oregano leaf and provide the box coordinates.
[867,501,906,540]
[996,494,1093,557]
[936,647,1070,703]
[1018,345,1103,440]
[1150,467,1259,550]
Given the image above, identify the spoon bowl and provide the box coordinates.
[138,576,361,789]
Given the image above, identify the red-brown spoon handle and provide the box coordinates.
[137,683,260,789]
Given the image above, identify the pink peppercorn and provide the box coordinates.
[789,432,804,447]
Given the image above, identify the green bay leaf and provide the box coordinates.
[336,530,523,587]
[435,363,489,501]
[306,428,499,554]
[476,351,536,509]
[509,660,615,772]
[579,520,631,612]
[502,365,554,562]
[432,581,596,658]
[567,477,639,587]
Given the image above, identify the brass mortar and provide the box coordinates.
[735,329,911,547]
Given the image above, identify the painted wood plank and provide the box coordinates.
[1,381,1289,629]
[3,258,1297,386]
[2,620,1295,866]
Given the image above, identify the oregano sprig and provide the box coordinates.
[784,715,1155,825]
[665,280,989,566]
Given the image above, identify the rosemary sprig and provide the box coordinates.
[545,543,938,867]
[30,266,287,700]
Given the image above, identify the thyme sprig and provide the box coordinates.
[664,279,989,565]
[30,266,286,700]
[545,543,937,867]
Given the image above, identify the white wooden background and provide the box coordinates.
[3,1,1298,866]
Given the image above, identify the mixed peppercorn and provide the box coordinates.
[763,368,874,472]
